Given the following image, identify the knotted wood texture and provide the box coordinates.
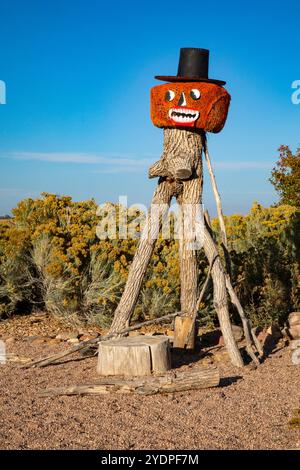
[97,336,171,376]
[149,128,203,180]
[39,366,220,397]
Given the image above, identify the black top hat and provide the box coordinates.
[155,47,226,86]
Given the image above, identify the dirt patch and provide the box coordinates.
[0,314,299,450]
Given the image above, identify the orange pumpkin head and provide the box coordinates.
[150,82,230,133]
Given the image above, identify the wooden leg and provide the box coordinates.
[174,175,202,349]
[109,178,175,333]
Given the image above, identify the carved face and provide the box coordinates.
[150,82,230,133]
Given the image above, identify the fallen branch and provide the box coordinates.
[38,366,220,397]
[21,311,182,369]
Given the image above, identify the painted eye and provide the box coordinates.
[165,90,175,102]
[190,89,201,100]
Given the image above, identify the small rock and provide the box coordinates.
[79,335,92,342]
[67,338,80,344]
[201,356,214,365]
[212,348,229,362]
[47,338,62,345]
[288,312,300,327]
[231,325,244,342]
[218,325,244,346]
[77,328,88,336]
[287,324,300,340]
[200,329,222,346]
[29,317,42,324]
[56,331,79,341]
[217,325,244,346]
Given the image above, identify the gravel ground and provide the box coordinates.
[0,316,300,450]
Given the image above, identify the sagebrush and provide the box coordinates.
[0,193,299,327]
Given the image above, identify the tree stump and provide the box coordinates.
[97,335,171,377]
[173,316,196,349]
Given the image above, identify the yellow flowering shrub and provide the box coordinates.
[0,195,299,327]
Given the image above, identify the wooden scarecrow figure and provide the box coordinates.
[110,48,261,367]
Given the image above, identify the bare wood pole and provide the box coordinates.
[109,178,176,333]
[174,131,203,349]
[203,143,262,360]
[203,137,228,248]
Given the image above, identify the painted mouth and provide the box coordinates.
[168,107,199,126]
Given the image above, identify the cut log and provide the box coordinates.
[97,335,171,376]
[39,366,220,397]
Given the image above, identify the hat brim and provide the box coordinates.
[155,75,226,86]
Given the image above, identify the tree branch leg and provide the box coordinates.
[109,178,176,333]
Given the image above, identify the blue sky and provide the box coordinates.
[0,0,299,216]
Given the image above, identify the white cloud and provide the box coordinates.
[2,151,272,173]
[7,151,153,167]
